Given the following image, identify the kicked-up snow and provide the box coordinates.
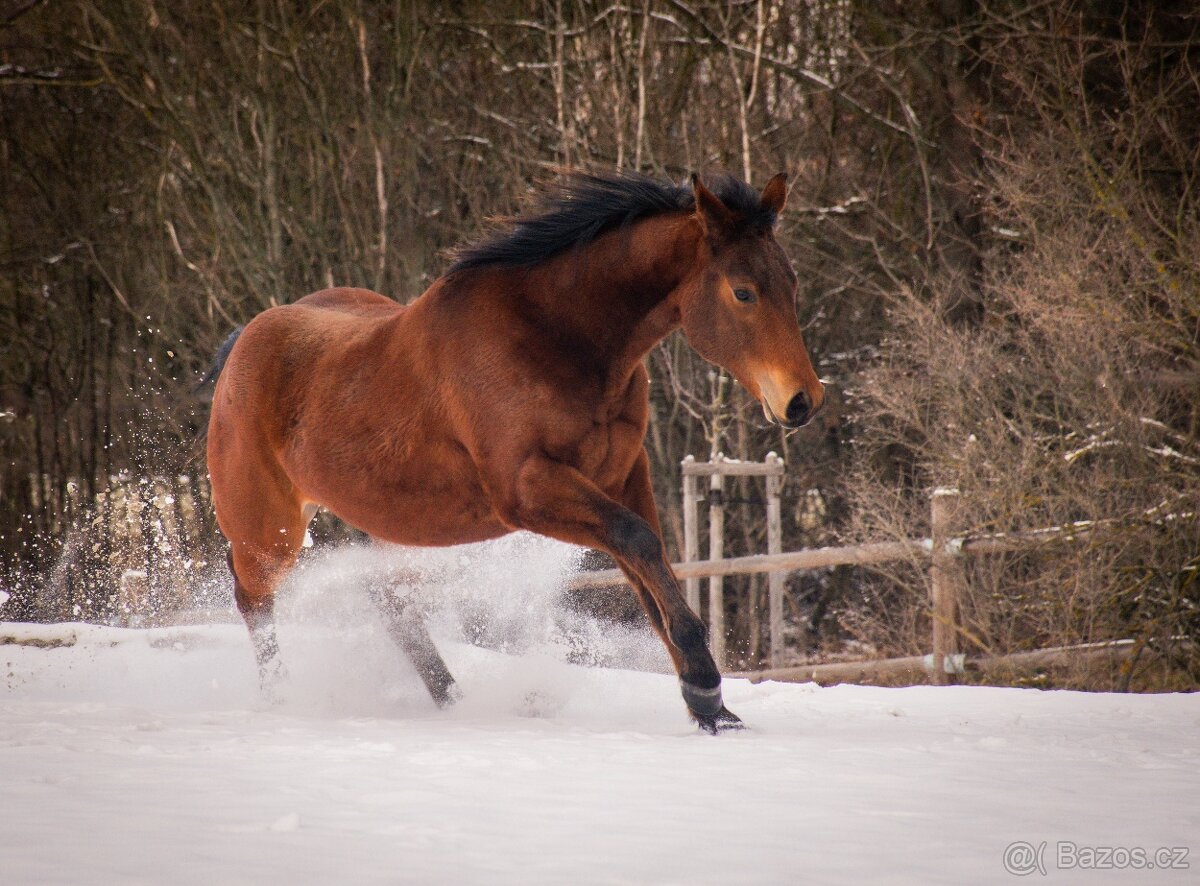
[2,535,1197,884]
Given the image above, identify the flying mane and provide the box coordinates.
[447,171,777,275]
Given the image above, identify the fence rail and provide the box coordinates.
[561,539,926,590]
[558,519,1103,592]
[731,639,1140,686]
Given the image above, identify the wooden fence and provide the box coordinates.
[680,453,786,670]
[564,457,1106,680]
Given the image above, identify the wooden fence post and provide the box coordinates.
[930,487,963,685]
[765,452,784,668]
[681,456,701,615]
[707,455,726,669]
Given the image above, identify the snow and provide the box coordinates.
[2,537,1198,884]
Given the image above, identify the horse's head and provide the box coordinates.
[678,173,825,429]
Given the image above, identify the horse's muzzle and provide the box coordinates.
[756,369,824,430]
[763,389,822,429]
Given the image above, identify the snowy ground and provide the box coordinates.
[2,537,1198,885]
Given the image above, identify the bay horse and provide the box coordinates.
[205,171,824,733]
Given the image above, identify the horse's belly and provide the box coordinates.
[355,498,509,546]
[287,437,508,546]
[318,477,508,546]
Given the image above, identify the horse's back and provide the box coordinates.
[292,287,402,317]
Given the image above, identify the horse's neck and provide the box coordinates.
[524,213,698,375]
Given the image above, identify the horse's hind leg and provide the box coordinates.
[368,583,458,707]
[228,550,286,690]
[216,485,311,695]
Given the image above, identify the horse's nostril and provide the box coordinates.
[785,392,810,426]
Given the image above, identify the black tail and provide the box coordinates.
[196,326,246,395]
[190,326,245,458]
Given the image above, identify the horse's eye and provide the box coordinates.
[734,288,757,304]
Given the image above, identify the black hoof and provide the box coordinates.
[692,705,744,735]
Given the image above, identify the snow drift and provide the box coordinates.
[2,535,1197,884]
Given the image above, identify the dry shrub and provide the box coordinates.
[842,90,1200,686]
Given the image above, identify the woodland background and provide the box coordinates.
[1,0,1197,685]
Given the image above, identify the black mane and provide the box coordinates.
[447,171,774,274]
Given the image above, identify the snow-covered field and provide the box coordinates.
[2,536,1197,885]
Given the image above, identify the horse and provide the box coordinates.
[205,170,824,733]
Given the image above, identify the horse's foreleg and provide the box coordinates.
[619,451,742,733]
[623,575,741,732]
[368,584,458,707]
[497,453,736,732]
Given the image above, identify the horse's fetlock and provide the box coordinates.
[680,677,723,717]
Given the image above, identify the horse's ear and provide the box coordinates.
[760,172,788,215]
[691,173,736,240]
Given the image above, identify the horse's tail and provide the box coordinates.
[196,326,245,395]
[190,326,245,456]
